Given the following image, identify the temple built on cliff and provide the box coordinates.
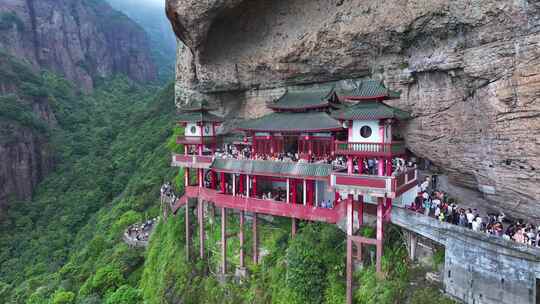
[170,80,420,304]
[166,79,540,304]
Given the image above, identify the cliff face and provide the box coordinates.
[0,0,157,91]
[0,55,56,209]
[166,0,540,220]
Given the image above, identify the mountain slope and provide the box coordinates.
[0,0,157,91]
[0,79,177,303]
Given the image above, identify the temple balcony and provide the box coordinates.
[173,186,347,224]
[334,141,406,157]
[171,153,213,168]
[331,168,417,199]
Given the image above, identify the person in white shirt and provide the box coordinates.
[472,216,481,232]
[466,209,475,229]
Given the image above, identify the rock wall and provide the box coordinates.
[0,55,56,209]
[0,0,157,91]
[166,0,540,220]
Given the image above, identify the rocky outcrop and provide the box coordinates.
[0,0,157,91]
[166,0,540,220]
[0,55,56,209]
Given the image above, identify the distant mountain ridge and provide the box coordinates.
[0,0,157,91]
[105,0,177,82]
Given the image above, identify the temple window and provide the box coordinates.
[360,125,372,138]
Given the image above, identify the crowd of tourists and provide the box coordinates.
[409,177,540,247]
[160,182,177,207]
[210,144,414,177]
[125,218,157,242]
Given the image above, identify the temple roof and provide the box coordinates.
[211,158,332,179]
[176,111,223,123]
[338,80,400,100]
[177,99,223,123]
[180,100,218,112]
[237,112,342,132]
[268,86,337,110]
[331,101,410,121]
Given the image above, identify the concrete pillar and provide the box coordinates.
[185,201,190,260]
[286,178,290,203]
[239,211,245,268]
[410,233,417,262]
[292,218,297,237]
[376,197,384,274]
[221,207,227,274]
[346,194,354,304]
[246,175,250,198]
[198,198,205,260]
[303,179,307,205]
[253,213,258,264]
[232,174,236,196]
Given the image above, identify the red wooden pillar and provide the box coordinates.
[211,171,217,189]
[385,158,392,176]
[239,174,244,195]
[291,179,297,204]
[253,176,258,197]
[307,180,314,206]
[378,157,384,176]
[184,168,189,187]
[376,197,384,274]
[220,172,226,193]
[239,211,245,268]
[253,213,258,264]
[221,207,227,274]
[346,194,354,304]
[347,157,353,174]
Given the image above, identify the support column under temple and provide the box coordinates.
[291,218,296,237]
[357,195,364,261]
[376,197,384,274]
[346,194,354,304]
[185,201,190,260]
[221,207,227,274]
[198,198,205,260]
[239,211,245,268]
[410,232,417,262]
[253,213,258,264]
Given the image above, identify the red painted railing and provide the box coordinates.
[176,136,218,145]
[334,141,405,156]
[171,154,213,168]
[175,186,346,223]
[331,168,417,198]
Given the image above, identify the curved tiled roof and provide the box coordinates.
[331,101,410,121]
[176,111,223,123]
[268,87,336,110]
[338,80,400,100]
[237,111,342,132]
